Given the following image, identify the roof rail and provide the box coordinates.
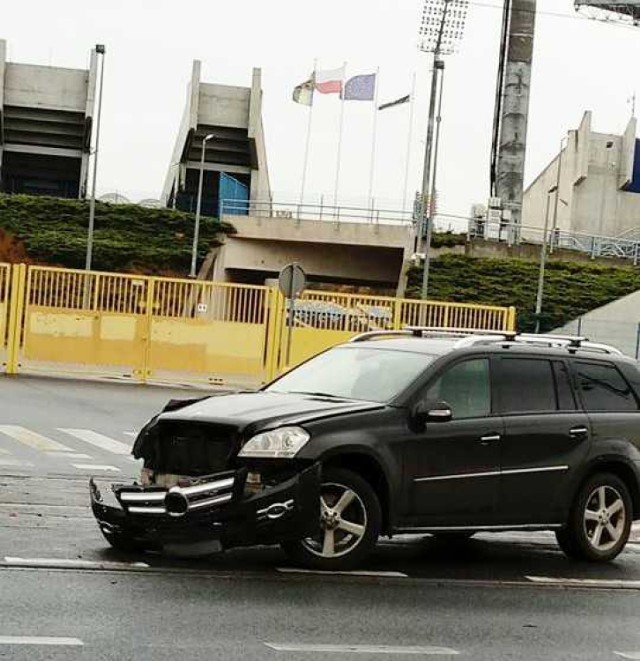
[405,326,517,339]
[349,328,624,356]
[350,327,515,344]
[349,330,415,343]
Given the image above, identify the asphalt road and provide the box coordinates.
[2,375,640,660]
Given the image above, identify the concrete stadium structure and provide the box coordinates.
[201,212,414,296]
[0,39,96,198]
[162,61,271,216]
[523,111,640,239]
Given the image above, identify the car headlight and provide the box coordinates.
[238,426,310,459]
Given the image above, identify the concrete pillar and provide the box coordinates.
[495,0,537,227]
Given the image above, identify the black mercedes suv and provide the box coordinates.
[90,329,640,570]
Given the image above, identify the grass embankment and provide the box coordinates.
[0,194,232,276]
[407,255,640,333]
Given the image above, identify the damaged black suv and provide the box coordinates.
[90,329,640,570]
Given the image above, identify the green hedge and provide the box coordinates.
[0,194,233,275]
[407,255,640,333]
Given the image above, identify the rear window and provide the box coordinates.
[575,361,639,412]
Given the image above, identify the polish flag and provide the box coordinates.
[315,66,345,95]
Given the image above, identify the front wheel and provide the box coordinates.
[558,473,632,563]
[281,468,381,571]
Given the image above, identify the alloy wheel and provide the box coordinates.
[302,482,368,559]
[583,485,627,553]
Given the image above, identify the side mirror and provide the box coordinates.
[412,401,453,429]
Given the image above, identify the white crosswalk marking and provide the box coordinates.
[58,428,132,455]
[72,464,120,472]
[46,452,92,460]
[0,425,74,453]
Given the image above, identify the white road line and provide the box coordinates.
[72,464,120,472]
[4,557,149,570]
[46,452,92,460]
[526,576,640,589]
[58,428,132,455]
[277,568,408,578]
[0,636,83,647]
[615,653,640,660]
[0,459,33,467]
[264,643,459,655]
[0,425,74,453]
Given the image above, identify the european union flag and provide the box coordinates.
[343,73,376,102]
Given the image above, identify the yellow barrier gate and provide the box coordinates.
[3,264,516,386]
[276,289,516,374]
[19,267,150,379]
[0,263,11,371]
[147,278,272,386]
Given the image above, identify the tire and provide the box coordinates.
[281,467,381,571]
[554,528,582,559]
[558,473,632,563]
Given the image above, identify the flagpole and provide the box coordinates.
[367,68,381,212]
[333,62,347,208]
[402,72,417,216]
[299,59,317,208]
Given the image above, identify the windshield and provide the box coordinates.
[265,346,436,403]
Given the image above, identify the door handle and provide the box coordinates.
[480,434,501,445]
[569,426,589,440]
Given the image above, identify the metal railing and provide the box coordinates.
[469,219,640,265]
[220,199,414,226]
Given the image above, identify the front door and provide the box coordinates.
[405,357,503,527]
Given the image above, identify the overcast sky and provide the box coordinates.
[3,0,640,225]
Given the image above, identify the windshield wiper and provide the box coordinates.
[287,391,351,400]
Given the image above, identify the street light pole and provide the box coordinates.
[549,136,568,254]
[85,44,105,272]
[534,185,556,334]
[190,133,215,278]
[421,58,445,300]
[417,0,468,300]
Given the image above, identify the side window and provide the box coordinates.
[575,361,639,412]
[553,361,577,411]
[425,359,490,420]
[500,358,556,414]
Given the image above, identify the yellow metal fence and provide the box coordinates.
[1,264,516,386]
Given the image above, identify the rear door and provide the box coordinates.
[496,356,590,524]
[573,359,640,458]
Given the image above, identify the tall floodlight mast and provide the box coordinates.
[575,0,640,25]
[417,0,469,300]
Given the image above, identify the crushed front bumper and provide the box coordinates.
[90,464,321,555]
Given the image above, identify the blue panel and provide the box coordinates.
[219,172,249,216]
[624,139,640,194]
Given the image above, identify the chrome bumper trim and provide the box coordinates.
[117,475,236,517]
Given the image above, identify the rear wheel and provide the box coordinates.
[281,468,381,571]
[558,473,632,563]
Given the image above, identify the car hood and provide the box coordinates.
[158,391,384,433]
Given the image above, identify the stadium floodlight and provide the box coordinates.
[418,0,470,55]
[416,0,469,301]
[575,1,640,25]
